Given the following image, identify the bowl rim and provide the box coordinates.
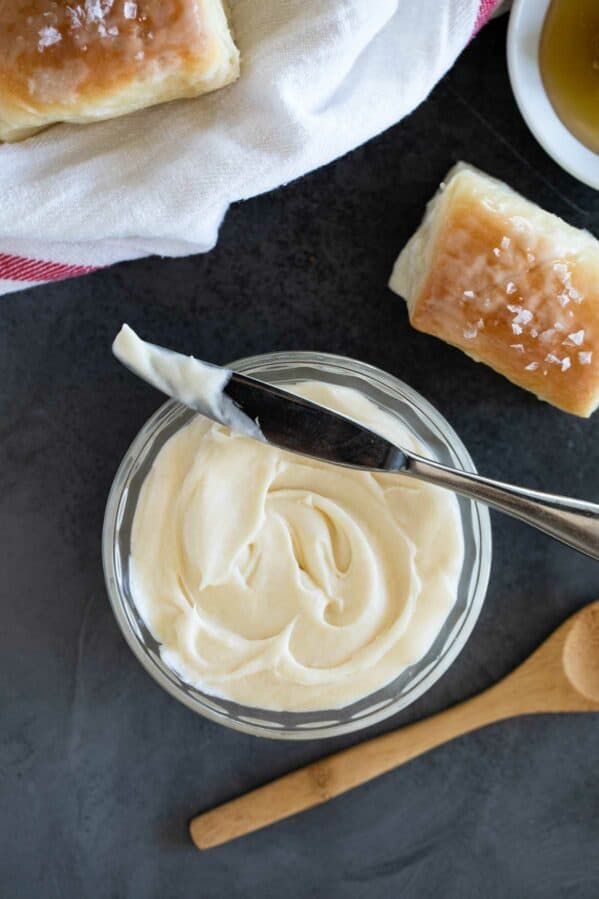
[103,351,492,740]
[507,0,599,191]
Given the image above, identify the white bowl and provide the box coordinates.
[507,0,599,190]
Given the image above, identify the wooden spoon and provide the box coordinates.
[190,601,599,849]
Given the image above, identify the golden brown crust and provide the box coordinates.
[0,1,239,141]
[390,165,599,418]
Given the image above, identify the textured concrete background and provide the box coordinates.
[1,16,598,899]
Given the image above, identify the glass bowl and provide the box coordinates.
[103,352,492,740]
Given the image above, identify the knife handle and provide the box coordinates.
[406,453,599,561]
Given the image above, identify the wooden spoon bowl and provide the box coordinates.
[190,601,599,849]
[562,603,599,703]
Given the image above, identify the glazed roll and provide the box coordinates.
[0,1,240,142]
[389,163,599,417]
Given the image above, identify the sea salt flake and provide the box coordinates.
[557,292,570,308]
[568,287,582,302]
[561,356,571,372]
[108,25,119,35]
[511,323,523,335]
[86,0,110,22]
[539,329,556,343]
[511,309,533,327]
[463,290,475,299]
[552,264,572,288]
[553,322,564,331]
[38,25,61,49]
[66,6,83,28]
[564,329,584,347]
[530,328,539,338]
[507,304,522,314]
[463,324,478,340]
[545,353,562,365]
[506,281,516,295]
[510,344,524,352]
[511,216,531,233]
[493,248,501,258]
[501,236,511,250]
[525,362,539,371]
[579,352,593,365]
[124,1,137,17]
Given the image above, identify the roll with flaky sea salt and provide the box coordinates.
[390,163,599,417]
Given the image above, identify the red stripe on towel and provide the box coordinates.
[0,253,98,283]
[472,0,500,37]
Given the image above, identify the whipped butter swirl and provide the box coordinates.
[130,382,464,711]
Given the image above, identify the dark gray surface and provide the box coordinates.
[1,17,598,899]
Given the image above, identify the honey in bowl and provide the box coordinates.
[540,0,599,155]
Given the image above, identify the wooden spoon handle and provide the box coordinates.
[189,684,514,849]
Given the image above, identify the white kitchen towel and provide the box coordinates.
[0,0,500,296]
